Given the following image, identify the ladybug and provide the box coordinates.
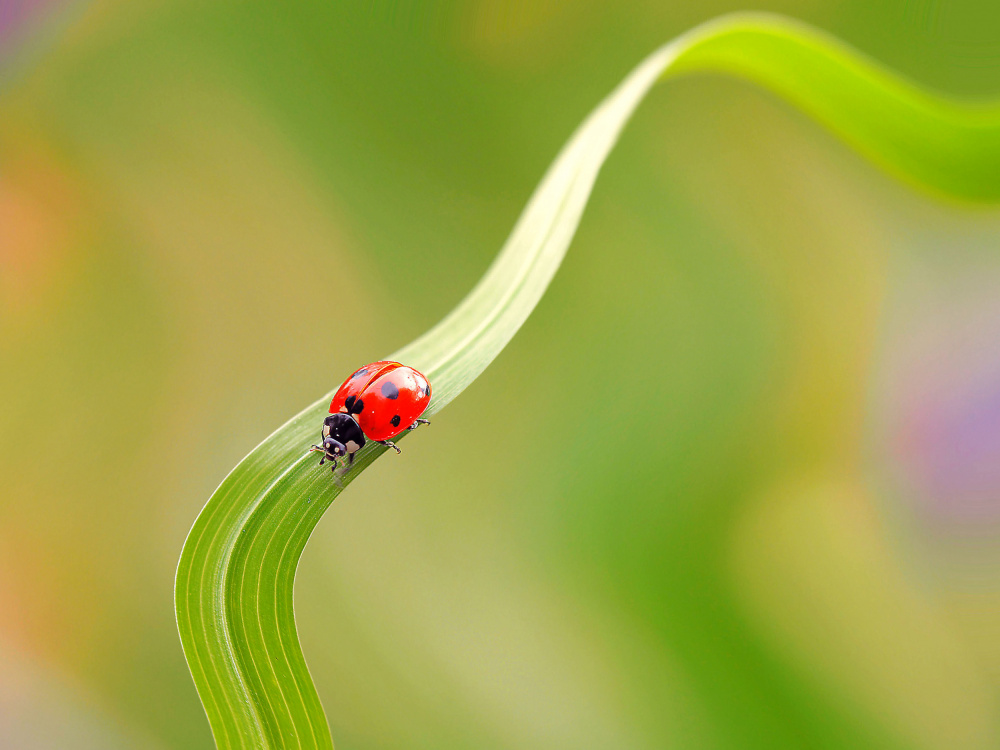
[311,360,431,471]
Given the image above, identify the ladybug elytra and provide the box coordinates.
[311,361,431,472]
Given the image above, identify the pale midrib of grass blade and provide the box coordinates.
[175,12,1000,749]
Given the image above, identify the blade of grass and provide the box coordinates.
[175,12,1000,748]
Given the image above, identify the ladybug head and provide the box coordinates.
[322,437,346,456]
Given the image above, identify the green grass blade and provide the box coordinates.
[175,12,1000,749]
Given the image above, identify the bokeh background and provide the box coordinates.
[4,1,1000,748]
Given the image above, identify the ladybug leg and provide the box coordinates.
[378,440,402,454]
[406,419,431,431]
[348,452,355,466]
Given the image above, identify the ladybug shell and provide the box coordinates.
[329,361,397,415]
[329,361,431,442]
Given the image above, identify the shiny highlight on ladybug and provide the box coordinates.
[311,361,431,471]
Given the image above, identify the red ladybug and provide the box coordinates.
[311,361,431,471]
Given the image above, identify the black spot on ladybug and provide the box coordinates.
[421,383,430,397]
[344,395,356,411]
[381,381,399,399]
[390,414,401,427]
[352,368,367,380]
[351,398,364,414]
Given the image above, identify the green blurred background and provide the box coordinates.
[3,1,1000,748]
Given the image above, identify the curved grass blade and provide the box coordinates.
[175,12,1000,749]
